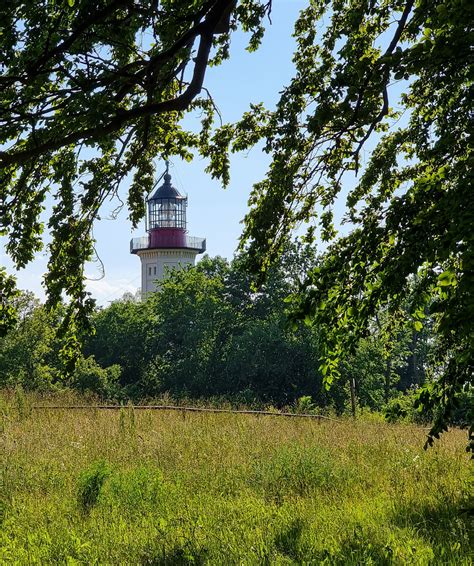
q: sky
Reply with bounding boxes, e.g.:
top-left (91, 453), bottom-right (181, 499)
top-left (2, 1), bottom-right (319, 304)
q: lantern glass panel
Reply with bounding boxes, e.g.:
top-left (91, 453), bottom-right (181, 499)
top-left (148, 198), bottom-right (186, 229)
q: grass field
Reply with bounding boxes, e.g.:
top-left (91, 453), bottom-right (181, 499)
top-left (0, 391), bottom-right (472, 564)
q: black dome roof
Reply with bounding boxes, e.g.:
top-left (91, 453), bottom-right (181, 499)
top-left (149, 172), bottom-right (185, 200)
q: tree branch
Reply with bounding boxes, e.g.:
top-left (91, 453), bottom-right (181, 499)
top-left (349, 0), bottom-right (415, 173)
top-left (349, 0), bottom-right (415, 127)
top-left (0, 0), bottom-right (235, 168)
top-left (28, 0), bottom-right (130, 76)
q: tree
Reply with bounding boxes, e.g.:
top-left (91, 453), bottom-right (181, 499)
top-left (84, 296), bottom-right (152, 393)
top-left (71, 355), bottom-right (121, 398)
top-left (143, 263), bottom-right (236, 396)
top-left (210, 0), bottom-right (472, 449)
top-left (84, 250), bottom-right (326, 404)
top-left (0, 0), bottom-right (271, 353)
top-left (0, 291), bottom-right (58, 388)
top-left (138, 252), bottom-right (325, 403)
top-left (0, 255), bottom-right (439, 411)
top-left (0, 268), bottom-right (19, 336)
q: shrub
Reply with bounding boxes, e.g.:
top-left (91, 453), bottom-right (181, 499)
top-left (386, 383), bottom-right (473, 428)
top-left (294, 395), bottom-right (315, 414)
top-left (71, 356), bottom-right (121, 398)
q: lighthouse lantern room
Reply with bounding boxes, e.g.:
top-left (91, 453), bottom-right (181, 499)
top-left (130, 164), bottom-right (206, 295)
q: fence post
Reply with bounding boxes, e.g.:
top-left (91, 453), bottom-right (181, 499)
top-left (350, 378), bottom-right (357, 418)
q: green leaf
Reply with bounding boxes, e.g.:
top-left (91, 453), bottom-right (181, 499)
top-left (437, 270), bottom-right (456, 287)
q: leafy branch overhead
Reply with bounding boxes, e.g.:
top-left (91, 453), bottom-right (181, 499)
top-left (0, 0), bottom-right (271, 353)
top-left (209, 0), bottom-right (473, 449)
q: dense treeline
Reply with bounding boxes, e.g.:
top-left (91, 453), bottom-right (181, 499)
top-left (0, 246), bottom-right (470, 422)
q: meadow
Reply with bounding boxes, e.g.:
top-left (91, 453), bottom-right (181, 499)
top-left (0, 391), bottom-right (472, 565)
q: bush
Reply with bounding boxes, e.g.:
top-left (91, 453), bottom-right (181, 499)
top-left (71, 356), bottom-right (121, 398)
top-left (294, 395), bottom-right (316, 414)
top-left (384, 385), bottom-right (473, 427)
top-left (385, 388), bottom-right (431, 424)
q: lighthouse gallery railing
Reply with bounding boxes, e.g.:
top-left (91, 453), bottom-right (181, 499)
top-left (130, 236), bottom-right (206, 254)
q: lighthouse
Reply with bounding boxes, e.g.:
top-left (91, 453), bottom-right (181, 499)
top-left (130, 165), bottom-right (206, 295)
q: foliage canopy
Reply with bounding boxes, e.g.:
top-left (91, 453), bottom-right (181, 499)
top-left (0, 0), bottom-right (269, 347)
top-left (5, 253), bottom-right (460, 425)
top-left (218, 0), bottom-right (473, 448)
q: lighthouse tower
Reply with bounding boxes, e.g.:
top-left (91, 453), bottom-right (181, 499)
top-left (130, 166), bottom-right (206, 295)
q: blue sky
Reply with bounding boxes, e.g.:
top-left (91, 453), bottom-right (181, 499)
top-left (4, 1), bottom-right (313, 304)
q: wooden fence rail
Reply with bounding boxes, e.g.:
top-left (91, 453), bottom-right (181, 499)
top-left (31, 404), bottom-right (341, 422)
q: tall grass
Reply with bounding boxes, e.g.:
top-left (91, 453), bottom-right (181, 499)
top-left (0, 390), bottom-right (471, 564)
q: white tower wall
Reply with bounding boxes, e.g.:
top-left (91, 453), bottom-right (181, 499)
top-left (136, 248), bottom-right (199, 295)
